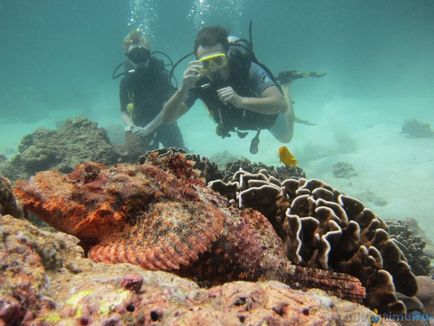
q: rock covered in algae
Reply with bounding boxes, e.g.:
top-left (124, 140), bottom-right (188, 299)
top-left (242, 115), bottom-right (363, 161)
top-left (401, 119), bottom-right (434, 138)
top-left (0, 117), bottom-right (122, 181)
top-left (0, 214), bottom-right (398, 326)
top-left (332, 161), bottom-right (358, 179)
top-left (0, 175), bottom-right (22, 217)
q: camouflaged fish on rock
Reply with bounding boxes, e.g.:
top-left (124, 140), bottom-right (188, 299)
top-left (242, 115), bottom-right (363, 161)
top-left (14, 151), bottom-right (365, 304)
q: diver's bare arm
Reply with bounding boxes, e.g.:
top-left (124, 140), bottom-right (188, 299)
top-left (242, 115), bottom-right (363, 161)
top-left (143, 62), bottom-right (198, 133)
top-left (219, 86), bottom-right (287, 114)
top-left (158, 60), bottom-right (201, 124)
top-left (140, 89), bottom-right (190, 137)
top-left (160, 88), bottom-right (191, 124)
top-left (121, 111), bottom-right (134, 127)
top-left (239, 86), bottom-right (287, 114)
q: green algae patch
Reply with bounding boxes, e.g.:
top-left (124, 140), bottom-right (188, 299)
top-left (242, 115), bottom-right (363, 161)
top-left (98, 289), bottom-right (131, 315)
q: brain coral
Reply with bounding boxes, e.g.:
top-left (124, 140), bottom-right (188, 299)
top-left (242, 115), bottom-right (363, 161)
top-left (209, 169), bottom-right (418, 313)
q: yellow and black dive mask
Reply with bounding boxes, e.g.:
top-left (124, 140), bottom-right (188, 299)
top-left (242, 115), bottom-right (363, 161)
top-left (199, 53), bottom-right (228, 73)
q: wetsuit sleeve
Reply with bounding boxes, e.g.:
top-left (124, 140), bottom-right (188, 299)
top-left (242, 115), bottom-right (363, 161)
top-left (248, 62), bottom-right (276, 96)
top-left (119, 77), bottom-right (129, 113)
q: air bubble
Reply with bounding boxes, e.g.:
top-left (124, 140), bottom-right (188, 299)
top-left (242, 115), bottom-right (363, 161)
top-left (128, 0), bottom-right (158, 39)
top-left (188, 0), bottom-right (246, 30)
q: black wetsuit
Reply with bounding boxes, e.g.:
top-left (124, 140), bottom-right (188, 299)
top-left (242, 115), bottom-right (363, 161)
top-left (185, 62), bottom-right (279, 137)
top-left (119, 58), bottom-right (185, 150)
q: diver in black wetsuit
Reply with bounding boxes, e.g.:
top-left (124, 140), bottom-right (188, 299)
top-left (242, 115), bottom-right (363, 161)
top-left (119, 31), bottom-right (185, 155)
top-left (136, 26), bottom-right (323, 154)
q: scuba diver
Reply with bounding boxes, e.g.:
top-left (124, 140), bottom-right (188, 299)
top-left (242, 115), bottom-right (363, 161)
top-left (137, 26), bottom-right (322, 154)
top-left (118, 30), bottom-right (185, 158)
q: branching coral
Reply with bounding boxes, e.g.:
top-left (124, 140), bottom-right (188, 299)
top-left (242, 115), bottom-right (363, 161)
top-left (386, 218), bottom-right (432, 276)
top-left (223, 159), bottom-right (306, 182)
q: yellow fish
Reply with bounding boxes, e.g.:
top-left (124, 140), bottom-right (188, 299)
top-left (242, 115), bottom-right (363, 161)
top-left (278, 146), bottom-right (297, 167)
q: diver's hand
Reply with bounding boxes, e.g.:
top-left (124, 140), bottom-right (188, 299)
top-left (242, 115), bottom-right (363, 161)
top-left (217, 87), bottom-right (243, 108)
top-left (131, 126), bottom-right (151, 138)
top-left (182, 61), bottom-right (203, 91)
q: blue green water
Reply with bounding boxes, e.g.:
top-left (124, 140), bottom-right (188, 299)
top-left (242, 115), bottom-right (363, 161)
top-left (1, 1), bottom-right (433, 126)
top-left (1, 0), bottom-right (434, 237)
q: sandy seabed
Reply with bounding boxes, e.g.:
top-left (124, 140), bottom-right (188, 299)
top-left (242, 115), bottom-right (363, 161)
top-left (179, 96), bottom-right (434, 240)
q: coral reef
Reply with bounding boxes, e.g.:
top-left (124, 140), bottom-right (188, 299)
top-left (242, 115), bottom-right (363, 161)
top-left (401, 119), bottom-right (434, 138)
top-left (386, 218), bottom-right (432, 276)
top-left (0, 214), bottom-right (393, 325)
top-left (209, 170), bottom-right (418, 313)
top-left (0, 214), bottom-right (87, 324)
top-left (332, 161), bottom-right (358, 179)
top-left (14, 156), bottom-right (365, 305)
top-left (140, 148), bottom-right (224, 184)
top-left (0, 175), bottom-right (22, 217)
top-left (222, 158), bottom-right (306, 182)
top-left (392, 217), bottom-right (434, 259)
top-left (209, 150), bottom-right (245, 169)
top-left (415, 276), bottom-right (434, 316)
top-left (124, 131), bottom-right (151, 162)
top-left (141, 148), bottom-right (305, 186)
top-left (0, 117), bottom-right (123, 181)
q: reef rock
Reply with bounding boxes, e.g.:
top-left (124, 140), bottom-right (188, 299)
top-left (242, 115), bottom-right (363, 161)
top-left (13, 154), bottom-right (366, 306)
top-left (415, 276), bottom-right (434, 316)
top-left (0, 117), bottom-right (122, 181)
top-left (223, 158), bottom-right (306, 182)
top-left (140, 148), bottom-right (224, 184)
top-left (391, 217), bottom-right (434, 260)
top-left (355, 190), bottom-right (388, 207)
top-left (332, 161), bottom-right (358, 179)
top-left (142, 149), bottom-right (305, 186)
top-left (209, 150), bottom-right (245, 168)
top-left (0, 175), bottom-right (22, 217)
top-left (0, 214), bottom-right (398, 326)
top-left (401, 119), bottom-right (434, 138)
top-left (386, 218), bottom-right (432, 276)
top-left (209, 169), bottom-right (418, 313)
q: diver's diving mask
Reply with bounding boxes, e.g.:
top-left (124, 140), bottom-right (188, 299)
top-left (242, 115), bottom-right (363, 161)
top-left (126, 45), bottom-right (150, 65)
top-left (198, 53), bottom-right (228, 73)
